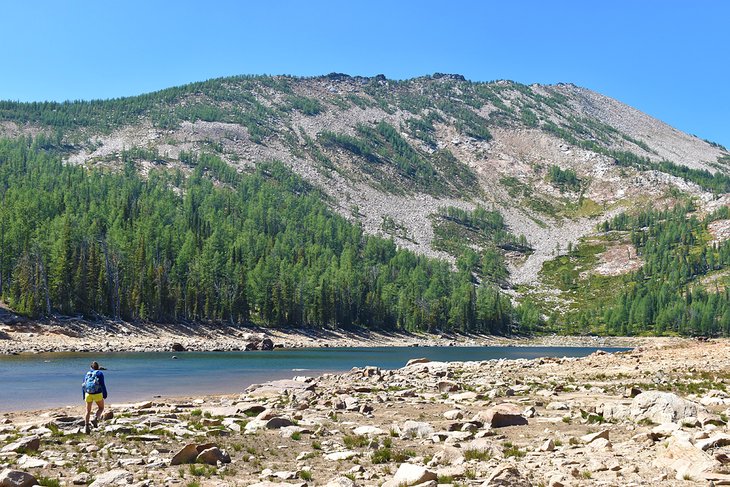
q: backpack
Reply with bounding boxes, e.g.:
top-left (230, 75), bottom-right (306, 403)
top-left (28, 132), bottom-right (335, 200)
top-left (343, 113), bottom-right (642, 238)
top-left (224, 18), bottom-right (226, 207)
top-left (83, 370), bottom-right (102, 394)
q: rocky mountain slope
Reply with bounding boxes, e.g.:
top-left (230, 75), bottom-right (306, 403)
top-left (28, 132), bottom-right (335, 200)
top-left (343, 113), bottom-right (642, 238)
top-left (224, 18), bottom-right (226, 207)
top-left (1, 73), bottom-right (728, 325)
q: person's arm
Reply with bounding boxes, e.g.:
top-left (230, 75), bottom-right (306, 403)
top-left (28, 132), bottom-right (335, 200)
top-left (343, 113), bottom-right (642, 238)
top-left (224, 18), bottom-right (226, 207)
top-left (99, 371), bottom-right (108, 399)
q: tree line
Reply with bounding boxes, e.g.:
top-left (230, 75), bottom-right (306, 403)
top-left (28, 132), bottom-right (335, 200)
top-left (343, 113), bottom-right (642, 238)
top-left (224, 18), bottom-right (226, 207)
top-left (0, 136), bottom-right (530, 333)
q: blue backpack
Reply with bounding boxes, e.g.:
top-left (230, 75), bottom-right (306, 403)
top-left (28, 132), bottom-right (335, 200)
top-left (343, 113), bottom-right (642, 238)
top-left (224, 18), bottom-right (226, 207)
top-left (83, 370), bottom-right (102, 394)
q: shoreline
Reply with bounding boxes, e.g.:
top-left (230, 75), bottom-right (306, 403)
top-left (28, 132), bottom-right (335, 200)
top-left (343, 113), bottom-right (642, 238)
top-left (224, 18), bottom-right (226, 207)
top-left (1, 338), bottom-right (728, 486)
top-left (0, 320), bottom-right (666, 354)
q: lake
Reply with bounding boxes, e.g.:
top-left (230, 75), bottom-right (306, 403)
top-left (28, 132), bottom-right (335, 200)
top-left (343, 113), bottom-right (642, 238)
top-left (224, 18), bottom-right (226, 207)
top-left (0, 346), bottom-right (628, 412)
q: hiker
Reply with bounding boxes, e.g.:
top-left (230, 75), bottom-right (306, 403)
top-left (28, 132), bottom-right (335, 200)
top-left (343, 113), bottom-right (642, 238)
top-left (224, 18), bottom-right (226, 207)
top-left (82, 361), bottom-right (108, 433)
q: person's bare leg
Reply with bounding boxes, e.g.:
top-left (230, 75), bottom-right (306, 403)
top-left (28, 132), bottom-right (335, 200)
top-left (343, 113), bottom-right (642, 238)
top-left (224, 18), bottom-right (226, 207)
top-left (85, 401), bottom-right (92, 433)
top-left (93, 399), bottom-right (104, 426)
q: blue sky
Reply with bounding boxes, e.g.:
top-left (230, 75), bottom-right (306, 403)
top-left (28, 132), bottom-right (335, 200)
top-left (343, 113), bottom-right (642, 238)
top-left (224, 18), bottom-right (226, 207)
top-left (2, 1), bottom-right (728, 147)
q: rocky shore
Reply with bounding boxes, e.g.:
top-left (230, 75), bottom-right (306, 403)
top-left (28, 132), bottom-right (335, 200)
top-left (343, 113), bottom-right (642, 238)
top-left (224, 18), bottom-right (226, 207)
top-left (0, 321), bottom-right (648, 355)
top-left (2, 337), bottom-right (729, 486)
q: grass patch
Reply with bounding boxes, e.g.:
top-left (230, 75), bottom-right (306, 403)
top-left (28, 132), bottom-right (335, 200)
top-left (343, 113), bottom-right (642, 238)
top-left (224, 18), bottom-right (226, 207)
top-left (463, 448), bottom-right (491, 461)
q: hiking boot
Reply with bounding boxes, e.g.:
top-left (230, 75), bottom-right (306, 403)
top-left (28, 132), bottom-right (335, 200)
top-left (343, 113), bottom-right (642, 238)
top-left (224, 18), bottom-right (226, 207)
top-left (91, 418), bottom-right (98, 428)
top-left (84, 422), bottom-right (91, 434)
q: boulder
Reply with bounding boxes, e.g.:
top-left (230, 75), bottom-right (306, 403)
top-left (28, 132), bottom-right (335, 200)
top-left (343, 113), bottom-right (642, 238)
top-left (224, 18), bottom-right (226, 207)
top-left (88, 469), bottom-right (133, 487)
top-left (474, 403), bottom-right (528, 428)
top-left (170, 444), bottom-right (199, 465)
top-left (259, 338), bottom-right (274, 351)
top-left (1, 436), bottom-right (40, 453)
top-left (245, 342), bottom-right (259, 351)
top-left (653, 435), bottom-right (728, 482)
top-left (0, 469), bottom-right (38, 487)
top-left (630, 391), bottom-right (700, 424)
top-left (195, 446), bottom-right (231, 465)
top-left (265, 417), bottom-right (294, 429)
top-left (484, 463), bottom-right (531, 486)
top-left (382, 464), bottom-right (437, 487)
top-left (171, 342), bottom-right (186, 352)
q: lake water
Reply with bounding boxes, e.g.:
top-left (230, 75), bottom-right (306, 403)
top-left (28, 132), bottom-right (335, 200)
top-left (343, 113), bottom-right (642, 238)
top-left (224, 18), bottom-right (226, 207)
top-left (0, 346), bottom-right (628, 412)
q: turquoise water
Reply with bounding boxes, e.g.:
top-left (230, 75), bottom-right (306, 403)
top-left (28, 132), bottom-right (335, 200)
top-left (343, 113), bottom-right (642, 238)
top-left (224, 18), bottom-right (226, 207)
top-left (0, 346), bottom-right (627, 412)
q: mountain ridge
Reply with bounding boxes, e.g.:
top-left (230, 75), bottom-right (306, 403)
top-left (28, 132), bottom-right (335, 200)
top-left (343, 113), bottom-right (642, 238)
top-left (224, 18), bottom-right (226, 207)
top-left (0, 73), bottom-right (728, 334)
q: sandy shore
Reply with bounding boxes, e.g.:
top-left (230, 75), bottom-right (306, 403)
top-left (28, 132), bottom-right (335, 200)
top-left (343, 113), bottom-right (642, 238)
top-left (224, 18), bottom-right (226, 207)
top-left (0, 320), bottom-right (659, 355)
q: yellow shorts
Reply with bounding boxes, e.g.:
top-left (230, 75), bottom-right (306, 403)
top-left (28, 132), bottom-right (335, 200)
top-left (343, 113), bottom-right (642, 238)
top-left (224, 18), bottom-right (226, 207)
top-left (85, 392), bottom-right (103, 403)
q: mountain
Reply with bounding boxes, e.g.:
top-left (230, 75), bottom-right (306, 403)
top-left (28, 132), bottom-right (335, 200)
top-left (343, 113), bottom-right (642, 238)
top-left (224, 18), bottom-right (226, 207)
top-left (0, 73), bottom-right (728, 335)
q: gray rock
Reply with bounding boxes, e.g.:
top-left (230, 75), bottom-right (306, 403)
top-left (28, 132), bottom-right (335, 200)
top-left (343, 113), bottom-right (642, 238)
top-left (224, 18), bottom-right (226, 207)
top-left (0, 469), bottom-right (38, 487)
top-left (324, 451), bottom-right (359, 461)
top-left (401, 420), bottom-right (434, 439)
top-left (538, 439), bottom-right (555, 452)
top-left (443, 409), bottom-right (463, 420)
top-left (438, 381), bottom-right (459, 393)
top-left (546, 402), bottom-right (569, 411)
top-left (382, 464), bottom-right (437, 487)
top-left (630, 391), bottom-right (701, 424)
top-left (324, 476), bottom-right (357, 487)
top-left (259, 338), bottom-right (274, 350)
top-left (88, 469), bottom-right (133, 487)
top-left (248, 482), bottom-right (307, 487)
top-left (475, 403), bottom-right (528, 428)
top-left (696, 433), bottom-right (730, 451)
top-left (72, 473), bottom-right (92, 485)
top-left (265, 417), bottom-right (294, 429)
top-left (16, 455), bottom-right (48, 469)
top-left (0, 436), bottom-right (40, 453)
top-left (484, 463), bottom-right (531, 486)
top-left (581, 429), bottom-right (609, 444)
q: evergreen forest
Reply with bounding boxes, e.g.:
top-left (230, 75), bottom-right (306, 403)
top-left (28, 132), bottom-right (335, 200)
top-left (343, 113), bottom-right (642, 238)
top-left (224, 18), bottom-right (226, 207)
top-left (0, 136), bottom-right (521, 333)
